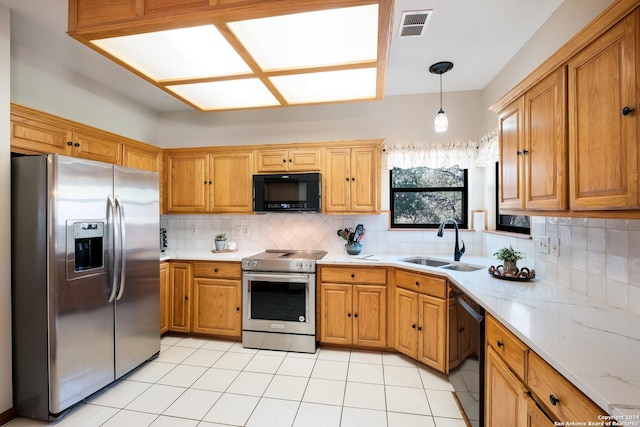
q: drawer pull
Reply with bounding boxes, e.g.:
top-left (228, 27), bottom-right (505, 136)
top-left (497, 340), bottom-right (504, 348)
top-left (347, 313), bottom-right (352, 317)
top-left (351, 274), bottom-right (355, 278)
top-left (459, 327), bottom-right (465, 333)
top-left (549, 394), bottom-right (560, 406)
top-left (411, 324), bottom-right (416, 329)
top-left (418, 326), bottom-right (423, 331)
top-left (236, 307), bottom-right (240, 311)
top-left (622, 106), bottom-right (634, 116)
top-left (214, 268), bottom-right (218, 273)
top-left (354, 313), bottom-right (358, 318)
top-left (415, 281), bottom-right (420, 286)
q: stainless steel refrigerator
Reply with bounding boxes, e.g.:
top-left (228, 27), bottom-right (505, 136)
top-left (11, 154), bottom-right (160, 421)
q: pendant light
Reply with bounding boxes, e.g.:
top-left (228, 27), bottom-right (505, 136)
top-left (429, 61), bottom-right (454, 133)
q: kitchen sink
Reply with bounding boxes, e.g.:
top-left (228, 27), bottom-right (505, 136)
top-left (441, 264), bottom-right (484, 272)
top-left (400, 257), bottom-right (451, 267)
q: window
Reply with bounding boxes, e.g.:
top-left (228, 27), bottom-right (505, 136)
top-left (390, 166), bottom-right (468, 229)
top-left (495, 163), bottom-right (530, 234)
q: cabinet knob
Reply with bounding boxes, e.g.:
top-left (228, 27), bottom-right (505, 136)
top-left (497, 340), bottom-right (504, 348)
top-left (351, 177), bottom-right (356, 181)
top-left (418, 326), bottom-right (423, 331)
top-left (288, 159), bottom-right (292, 162)
top-left (622, 106), bottom-right (634, 116)
top-left (415, 281), bottom-right (420, 286)
top-left (214, 268), bottom-right (218, 273)
top-left (354, 313), bottom-right (358, 318)
top-left (522, 149), bottom-right (529, 155)
top-left (347, 313), bottom-right (352, 317)
top-left (236, 307), bottom-right (240, 311)
top-left (411, 324), bottom-right (416, 329)
top-left (351, 274), bottom-right (355, 278)
top-left (516, 150), bottom-right (523, 156)
top-left (549, 394), bottom-right (560, 406)
top-left (209, 181), bottom-right (212, 184)
top-left (74, 143), bottom-right (80, 147)
top-left (66, 141), bottom-right (73, 146)
top-left (184, 296), bottom-right (188, 301)
top-left (282, 159), bottom-right (287, 163)
top-left (459, 327), bottom-right (465, 333)
top-left (345, 177), bottom-right (350, 181)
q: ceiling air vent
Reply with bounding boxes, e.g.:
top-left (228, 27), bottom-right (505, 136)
top-left (398, 10), bottom-right (432, 38)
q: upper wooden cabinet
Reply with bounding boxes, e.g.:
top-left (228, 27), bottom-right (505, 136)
top-left (256, 148), bottom-right (321, 173)
top-left (493, 1), bottom-right (640, 216)
top-left (10, 104), bottom-right (162, 171)
top-left (164, 150), bottom-right (253, 213)
top-left (498, 68), bottom-right (567, 211)
top-left (568, 9), bottom-right (640, 210)
top-left (324, 141), bottom-right (381, 214)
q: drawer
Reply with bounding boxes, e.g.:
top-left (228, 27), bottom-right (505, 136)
top-left (486, 315), bottom-right (528, 380)
top-left (193, 262), bottom-right (241, 279)
top-left (528, 351), bottom-right (605, 423)
top-left (394, 269), bottom-right (447, 298)
top-left (320, 266), bottom-right (387, 284)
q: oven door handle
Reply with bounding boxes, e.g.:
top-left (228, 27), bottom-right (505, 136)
top-left (244, 273), bottom-right (311, 284)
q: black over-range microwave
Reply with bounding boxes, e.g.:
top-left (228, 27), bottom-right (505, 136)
top-left (253, 173), bottom-right (321, 212)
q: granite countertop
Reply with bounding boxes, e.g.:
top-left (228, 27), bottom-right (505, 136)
top-left (160, 249), bottom-right (640, 418)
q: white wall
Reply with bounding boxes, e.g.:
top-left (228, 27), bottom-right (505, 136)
top-left (0, 4), bottom-right (12, 415)
top-left (10, 43), bottom-right (160, 144)
top-left (157, 90), bottom-right (485, 148)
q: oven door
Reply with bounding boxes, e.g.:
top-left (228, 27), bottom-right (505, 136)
top-left (242, 272), bottom-right (316, 335)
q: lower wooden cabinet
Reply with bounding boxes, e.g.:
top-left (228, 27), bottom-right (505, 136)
top-left (168, 262), bottom-right (192, 333)
top-left (394, 287), bottom-right (446, 372)
top-left (318, 266), bottom-right (387, 349)
top-left (192, 277), bottom-right (241, 337)
top-left (319, 283), bottom-right (387, 348)
top-left (159, 261), bottom-right (169, 334)
top-left (485, 315), bottom-right (607, 425)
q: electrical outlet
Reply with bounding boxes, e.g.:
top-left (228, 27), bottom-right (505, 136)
top-left (242, 226), bottom-right (250, 236)
top-left (191, 225), bottom-right (198, 234)
top-left (236, 226), bottom-right (242, 236)
top-left (536, 236), bottom-right (550, 254)
top-left (550, 238), bottom-right (560, 256)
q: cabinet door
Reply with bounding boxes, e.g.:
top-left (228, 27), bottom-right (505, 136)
top-left (526, 398), bottom-right (555, 427)
top-left (169, 262), bottom-right (192, 332)
top-left (10, 113), bottom-right (74, 155)
top-left (210, 152), bottom-right (253, 213)
top-left (353, 285), bottom-right (386, 348)
top-left (159, 262), bottom-right (169, 334)
top-left (485, 346), bottom-right (528, 427)
top-left (324, 148), bottom-right (351, 213)
top-left (319, 283), bottom-right (353, 345)
top-left (498, 97), bottom-right (525, 210)
top-left (524, 67), bottom-right (567, 210)
top-left (289, 148), bottom-right (321, 171)
top-left (123, 143), bottom-right (161, 172)
top-left (166, 152), bottom-right (209, 213)
top-left (256, 149), bottom-right (288, 172)
top-left (394, 288), bottom-right (419, 359)
top-left (350, 146), bottom-right (378, 212)
top-left (568, 10), bottom-right (639, 210)
top-left (418, 294), bottom-right (447, 372)
top-left (192, 278), bottom-right (241, 337)
top-left (73, 131), bottom-right (122, 165)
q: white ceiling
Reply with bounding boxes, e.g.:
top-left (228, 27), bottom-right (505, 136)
top-left (0, 0), bottom-right (565, 113)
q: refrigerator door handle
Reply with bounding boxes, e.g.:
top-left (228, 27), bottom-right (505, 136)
top-left (107, 195), bottom-right (119, 303)
top-left (115, 196), bottom-right (127, 301)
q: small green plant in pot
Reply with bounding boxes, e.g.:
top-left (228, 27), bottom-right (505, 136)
top-left (214, 233), bottom-right (227, 251)
top-left (493, 245), bottom-right (524, 273)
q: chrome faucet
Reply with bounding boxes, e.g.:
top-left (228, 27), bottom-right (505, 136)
top-left (437, 218), bottom-right (465, 261)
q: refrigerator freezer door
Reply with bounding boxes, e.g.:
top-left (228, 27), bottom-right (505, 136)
top-left (50, 156), bottom-right (116, 414)
top-left (114, 166), bottom-right (160, 379)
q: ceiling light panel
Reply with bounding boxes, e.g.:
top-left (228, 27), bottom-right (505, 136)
top-left (270, 68), bottom-right (377, 104)
top-left (228, 4), bottom-right (379, 71)
top-left (92, 25), bottom-right (252, 80)
top-left (167, 79), bottom-right (280, 110)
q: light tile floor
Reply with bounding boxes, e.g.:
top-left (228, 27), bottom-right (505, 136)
top-left (8, 336), bottom-right (469, 427)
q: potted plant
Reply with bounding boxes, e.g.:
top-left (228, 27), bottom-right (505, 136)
top-left (214, 233), bottom-right (227, 251)
top-left (493, 245), bottom-right (524, 273)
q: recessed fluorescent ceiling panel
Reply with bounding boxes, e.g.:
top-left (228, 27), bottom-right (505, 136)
top-left (228, 4), bottom-right (378, 70)
top-left (91, 25), bottom-right (251, 80)
top-left (270, 68), bottom-right (377, 104)
top-left (167, 79), bottom-right (280, 110)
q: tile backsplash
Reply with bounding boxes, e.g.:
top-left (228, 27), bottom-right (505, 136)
top-left (160, 213), bottom-right (639, 315)
top-left (484, 216), bottom-right (640, 316)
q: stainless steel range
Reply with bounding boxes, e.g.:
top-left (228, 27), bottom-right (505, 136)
top-left (241, 249), bottom-right (327, 353)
